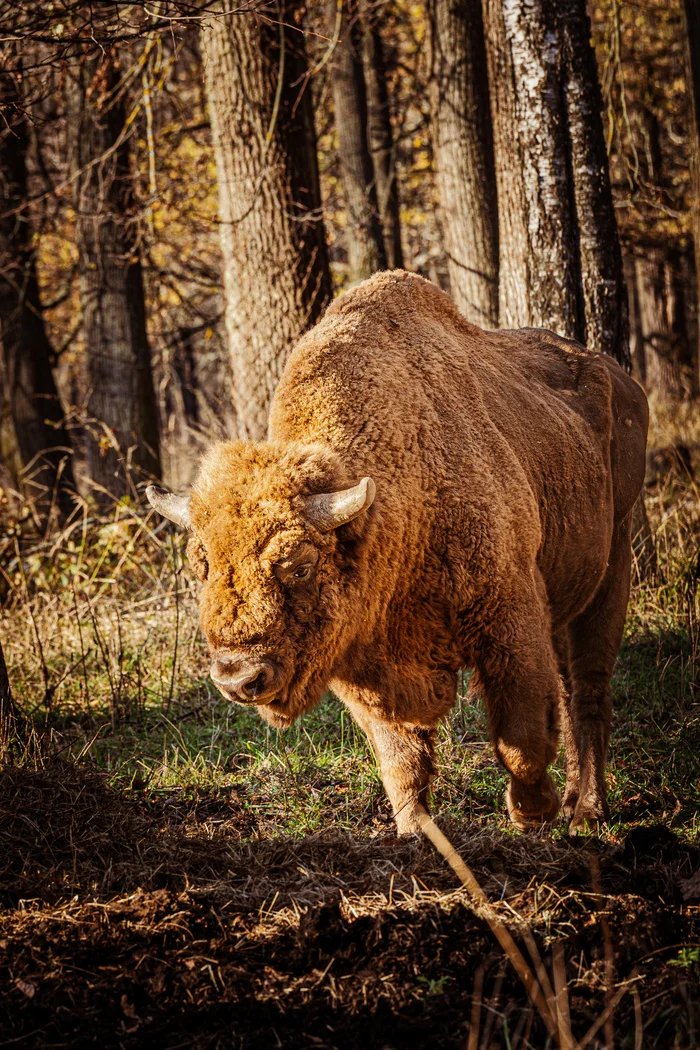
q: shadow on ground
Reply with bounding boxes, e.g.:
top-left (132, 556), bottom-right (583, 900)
top-left (1, 764), bottom-right (699, 1048)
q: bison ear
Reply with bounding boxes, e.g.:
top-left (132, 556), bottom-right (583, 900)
top-left (303, 476), bottom-right (375, 532)
top-left (146, 485), bottom-right (192, 529)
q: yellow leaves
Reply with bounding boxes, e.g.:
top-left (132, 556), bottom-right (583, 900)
top-left (156, 280), bottom-right (182, 308)
top-left (413, 150), bottom-right (431, 173)
top-left (405, 2), bottom-right (426, 45)
top-left (401, 206), bottom-right (428, 227)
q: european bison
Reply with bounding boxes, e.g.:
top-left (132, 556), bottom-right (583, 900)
top-left (148, 271), bottom-right (648, 834)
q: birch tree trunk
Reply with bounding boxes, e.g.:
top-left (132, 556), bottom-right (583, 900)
top-left (483, 0), bottom-right (579, 336)
top-left (429, 0), bottom-right (498, 325)
top-left (203, 2), bottom-right (332, 440)
top-left (66, 46), bottom-right (161, 500)
top-left (483, 0), bottom-right (629, 370)
top-left (328, 0), bottom-right (387, 281)
top-left (361, 0), bottom-right (403, 269)
top-left (0, 47), bottom-right (74, 514)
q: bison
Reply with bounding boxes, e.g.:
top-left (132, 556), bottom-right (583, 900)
top-left (148, 271), bottom-right (648, 835)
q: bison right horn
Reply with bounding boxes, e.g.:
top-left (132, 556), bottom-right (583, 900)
top-left (303, 477), bottom-right (376, 532)
top-left (146, 485), bottom-right (192, 529)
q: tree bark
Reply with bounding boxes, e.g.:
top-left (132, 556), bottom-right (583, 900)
top-left (636, 248), bottom-right (691, 399)
top-left (624, 254), bottom-right (645, 384)
top-left (483, 0), bottom-right (579, 336)
top-left (328, 0), bottom-right (387, 281)
top-left (361, 0), bottom-right (403, 269)
top-left (560, 0), bottom-right (629, 368)
top-left (66, 45), bottom-right (161, 501)
top-left (202, 2), bottom-right (332, 441)
top-left (682, 0), bottom-right (700, 395)
top-left (481, 0), bottom-right (529, 327)
top-left (429, 0), bottom-right (498, 325)
top-left (483, 0), bottom-right (630, 369)
top-left (0, 47), bottom-right (74, 514)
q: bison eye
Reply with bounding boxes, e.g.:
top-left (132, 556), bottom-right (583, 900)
top-left (273, 546), bottom-right (319, 585)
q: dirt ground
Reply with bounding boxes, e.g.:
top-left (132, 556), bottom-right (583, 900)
top-left (1, 764), bottom-right (698, 1049)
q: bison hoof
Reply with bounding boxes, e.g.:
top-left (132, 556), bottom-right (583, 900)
top-left (561, 787), bottom-right (579, 820)
top-left (506, 774), bottom-right (560, 832)
top-left (568, 797), bottom-right (609, 835)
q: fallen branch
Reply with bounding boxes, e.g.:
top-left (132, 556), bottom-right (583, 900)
top-left (417, 808), bottom-right (559, 1041)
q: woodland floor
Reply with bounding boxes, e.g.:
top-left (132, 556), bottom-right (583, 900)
top-left (0, 758), bottom-right (699, 1049)
top-left (0, 401), bottom-right (699, 1048)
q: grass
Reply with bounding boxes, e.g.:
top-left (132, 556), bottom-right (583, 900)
top-left (0, 397), bottom-right (698, 1047)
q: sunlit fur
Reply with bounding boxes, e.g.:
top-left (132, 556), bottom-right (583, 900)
top-left (187, 440), bottom-right (369, 727)
top-left (185, 271), bottom-right (648, 834)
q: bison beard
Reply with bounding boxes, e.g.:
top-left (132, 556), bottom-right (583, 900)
top-left (148, 271), bottom-right (648, 836)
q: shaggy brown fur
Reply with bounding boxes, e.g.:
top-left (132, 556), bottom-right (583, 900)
top-left (160, 271), bottom-right (648, 834)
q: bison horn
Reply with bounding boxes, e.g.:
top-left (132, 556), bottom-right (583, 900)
top-left (303, 476), bottom-right (375, 532)
top-left (146, 485), bottom-right (192, 529)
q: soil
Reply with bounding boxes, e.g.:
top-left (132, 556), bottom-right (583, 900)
top-left (1, 765), bottom-right (698, 1049)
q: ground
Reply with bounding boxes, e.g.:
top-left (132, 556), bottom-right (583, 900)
top-left (0, 399), bottom-right (698, 1048)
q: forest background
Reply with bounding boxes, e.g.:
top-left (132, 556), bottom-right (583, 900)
top-left (0, 0), bottom-right (697, 510)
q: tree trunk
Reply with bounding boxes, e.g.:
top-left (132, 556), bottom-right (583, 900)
top-left (66, 45), bottom-right (161, 501)
top-left (202, 2), bottom-right (332, 441)
top-left (429, 0), bottom-right (498, 325)
top-left (0, 47), bottom-right (74, 515)
top-left (636, 248), bottom-right (691, 399)
top-left (0, 636), bottom-right (22, 758)
top-left (624, 254), bottom-right (645, 384)
top-left (560, 0), bottom-right (629, 368)
top-left (682, 0), bottom-right (700, 395)
top-left (481, 0), bottom-right (529, 327)
top-left (483, 0), bottom-right (630, 368)
top-left (328, 0), bottom-right (387, 281)
top-left (482, 0), bottom-right (579, 336)
top-left (361, 0), bottom-right (403, 269)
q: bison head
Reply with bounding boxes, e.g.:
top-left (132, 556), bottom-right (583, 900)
top-left (146, 441), bottom-right (375, 727)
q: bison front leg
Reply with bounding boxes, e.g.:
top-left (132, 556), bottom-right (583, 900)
top-left (371, 721), bottom-right (436, 835)
top-left (340, 696), bottom-right (436, 835)
top-left (476, 586), bottom-right (561, 831)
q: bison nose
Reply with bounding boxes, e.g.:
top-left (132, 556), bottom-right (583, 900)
top-left (210, 655), bottom-right (281, 703)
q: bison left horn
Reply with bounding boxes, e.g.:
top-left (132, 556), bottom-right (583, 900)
top-left (303, 477), bottom-right (376, 532)
top-left (146, 485), bottom-right (192, 529)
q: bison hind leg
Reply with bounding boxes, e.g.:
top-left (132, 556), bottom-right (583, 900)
top-left (565, 517), bottom-right (633, 833)
top-left (553, 630), bottom-right (580, 820)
